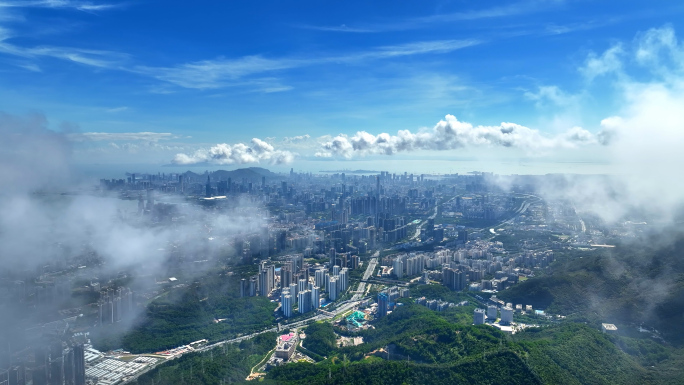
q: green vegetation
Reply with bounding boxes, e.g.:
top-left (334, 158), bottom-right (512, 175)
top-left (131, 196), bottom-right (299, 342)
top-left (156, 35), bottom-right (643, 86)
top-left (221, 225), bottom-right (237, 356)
top-left (93, 268), bottom-right (278, 353)
top-left (133, 233), bottom-right (684, 384)
top-left (303, 322), bottom-right (337, 357)
top-left (134, 290), bottom-right (683, 384)
top-left (498, 237), bottom-right (684, 346)
top-left (266, 352), bottom-right (540, 385)
top-left (515, 324), bottom-right (647, 384)
top-left (133, 331), bottom-right (277, 385)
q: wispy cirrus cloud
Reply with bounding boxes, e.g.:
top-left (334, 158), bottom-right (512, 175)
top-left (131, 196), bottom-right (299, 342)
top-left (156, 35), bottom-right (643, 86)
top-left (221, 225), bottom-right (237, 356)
top-left (0, 0), bottom-right (122, 12)
top-left (299, 0), bottom-right (564, 33)
top-left (135, 39), bottom-right (481, 90)
top-left (0, 25), bottom-right (126, 67)
top-left (69, 132), bottom-right (175, 142)
top-left (283, 134), bottom-right (310, 143)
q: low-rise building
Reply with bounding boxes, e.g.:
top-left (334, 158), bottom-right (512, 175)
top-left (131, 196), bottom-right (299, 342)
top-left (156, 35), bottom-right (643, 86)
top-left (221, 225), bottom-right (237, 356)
top-left (275, 333), bottom-right (298, 361)
top-left (601, 323), bottom-right (618, 333)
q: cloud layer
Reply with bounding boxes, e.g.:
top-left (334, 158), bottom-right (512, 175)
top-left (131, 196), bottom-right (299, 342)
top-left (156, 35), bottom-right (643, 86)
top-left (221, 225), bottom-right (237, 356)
top-left (172, 138), bottom-right (295, 165)
top-left (319, 115), bottom-right (604, 158)
top-left (0, 112), bottom-right (72, 193)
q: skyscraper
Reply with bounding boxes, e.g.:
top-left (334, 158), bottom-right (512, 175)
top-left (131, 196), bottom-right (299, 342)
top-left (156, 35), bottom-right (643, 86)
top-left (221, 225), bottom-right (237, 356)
top-left (310, 284), bottom-right (320, 309)
top-left (74, 344), bottom-right (86, 385)
top-left (314, 268), bottom-right (325, 288)
top-left (298, 290), bottom-right (312, 314)
top-left (339, 268), bottom-right (349, 292)
top-left (282, 294), bottom-right (293, 318)
top-left (328, 277), bottom-right (339, 301)
top-left (280, 265), bottom-right (292, 289)
top-left (377, 292), bottom-right (388, 318)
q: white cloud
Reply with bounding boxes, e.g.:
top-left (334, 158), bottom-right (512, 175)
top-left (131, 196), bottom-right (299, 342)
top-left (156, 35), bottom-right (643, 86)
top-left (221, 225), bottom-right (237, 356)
top-left (319, 115), bottom-right (602, 158)
top-left (172, 138), bottom-right (295, 165)
top-left (69, 132), bottom-right (175, 142)
top-left (135, 39), bottom-right (480, 90)
top-left (580, 44), bottom-right (624, 81)
top-left (634, 24), bottom-right (684, 75)
top-left (528, 25), bottom-right (684, 223)
top-left (283, 134), bottom-right (310, 143)
top-left (300, 1), bottom-right (563, 33)
top-left (0, 0), bottom-right (121, 12)
top-left (0, 27), bottom-right (126, 68)
top-left (525, 85), bottom-right (580, 108)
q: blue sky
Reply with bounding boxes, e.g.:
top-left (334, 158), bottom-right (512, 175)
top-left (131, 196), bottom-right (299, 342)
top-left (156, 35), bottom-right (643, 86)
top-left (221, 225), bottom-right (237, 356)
top-left (1, 0), bottom-right (684, 174)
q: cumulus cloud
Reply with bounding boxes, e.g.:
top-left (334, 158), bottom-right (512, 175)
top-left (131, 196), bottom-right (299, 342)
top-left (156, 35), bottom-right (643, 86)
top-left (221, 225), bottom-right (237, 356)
top-left (319, 115), bottom-right (603, 158)
top-left (172, 138), bottom-right (295, 165)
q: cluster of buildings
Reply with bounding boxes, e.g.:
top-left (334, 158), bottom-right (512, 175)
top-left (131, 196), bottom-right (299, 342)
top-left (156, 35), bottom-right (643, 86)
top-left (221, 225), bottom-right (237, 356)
top-left (239, 254), bottom-right (355, 318)
top-left (473, 296), bottom-right (540, 330)
top-left (375, 287), bottom-right (410, 319)
top-left (415, 297), bottom-right (469, 312)
top-left (96, 287), bottom-right (135, 326)
top-left (0, 319), bottom-right (86, 385)
top-left (382, 242), bottom-right (555, 296)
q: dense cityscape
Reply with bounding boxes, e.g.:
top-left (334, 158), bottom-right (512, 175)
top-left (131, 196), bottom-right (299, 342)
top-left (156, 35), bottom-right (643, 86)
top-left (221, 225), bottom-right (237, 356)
top-left (3, 167), bottom-right (676, 385)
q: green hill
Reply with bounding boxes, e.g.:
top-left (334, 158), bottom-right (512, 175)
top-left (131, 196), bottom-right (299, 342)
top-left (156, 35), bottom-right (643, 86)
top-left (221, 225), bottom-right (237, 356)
top-left (498, 236), bottom-right (684, 346)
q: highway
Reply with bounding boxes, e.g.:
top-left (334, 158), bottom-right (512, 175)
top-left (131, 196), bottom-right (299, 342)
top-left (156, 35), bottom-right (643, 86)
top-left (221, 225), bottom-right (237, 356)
top-left (353, 253), bottom-right (378, 301)
top-left (410, 196), bottom-right (456, 240)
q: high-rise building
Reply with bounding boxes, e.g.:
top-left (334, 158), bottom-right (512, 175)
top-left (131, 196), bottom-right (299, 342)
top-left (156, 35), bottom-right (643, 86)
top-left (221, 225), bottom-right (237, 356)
top-left (393, 258), bottom-right (403, 279)
top-left (332, 265), bottom-right (340, 277)
top-left (289, 283), bottom-right (298, 299)
top-left (474, 308), bottom-right (486, 325)
top-left (442, 267), bottom-right (466, 291)
top-left (458, 230), bottom-right (469, 243)
top-left (487, 305), bottom-right (498, 320)
top-left (298, 290), bottom-right (312, 314)
top-left (298, 278), bottom-right (307, 293)
top-left (311, 284), bottom-right (320, 309)
top-left (249, 276), bottom-right (258, 297)
top-left (205, 175), bottom-right (212, 198)
top-left (351, 255), bottom-right (360, 270)
top-left (377, 292), bottom-right (389, 318)
top-left (259, 269), bottom-right (269, 296)
top-left (49, 341), bottom-right (63, 385)
top-left (329, 248), bottom-right (336, 267)
top-left (74, 344), bottom-right (86, 385)
top-left (34, 346), bottom-right (48, 385)
top-left (339, 268), bottom-right (349, 292)
top-left (328, 277), bottom-right (339, 301)
top-left (501, 306), bottom-right (513, 325)
top-left (282, 294), bottom-right (293, 318)
top-left (314, 269), bottom-right (325, 288)
top-left (280, 265), bottom-right (292, 289)
top-left (240, 278), bottom-right (247, 297)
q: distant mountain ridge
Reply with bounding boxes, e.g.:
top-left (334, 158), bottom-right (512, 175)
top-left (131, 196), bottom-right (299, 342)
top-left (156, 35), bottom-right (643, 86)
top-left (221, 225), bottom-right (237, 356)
top-left (181, 167), bottom-right (284, 182)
